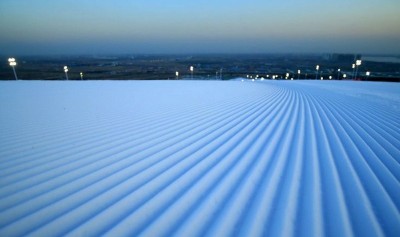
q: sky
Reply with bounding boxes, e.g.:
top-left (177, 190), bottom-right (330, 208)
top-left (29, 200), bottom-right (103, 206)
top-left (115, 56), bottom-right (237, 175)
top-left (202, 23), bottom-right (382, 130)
top-left (1, 0), bottom-right (400, 55)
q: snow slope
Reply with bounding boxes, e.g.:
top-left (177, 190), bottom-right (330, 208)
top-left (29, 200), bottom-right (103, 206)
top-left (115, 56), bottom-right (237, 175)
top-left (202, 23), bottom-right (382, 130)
top-left (0, 80), bottom-right (399, 237)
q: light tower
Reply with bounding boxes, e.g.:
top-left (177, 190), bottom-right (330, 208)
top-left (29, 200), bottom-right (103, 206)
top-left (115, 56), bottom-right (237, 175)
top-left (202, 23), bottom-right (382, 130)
top-left (352, 63), bottom-right (356, 79)
top-left (297, 69), bottom-right (301, 80)
top-left (354, 60), bottom-right (362, 80)
top-left (190, 66), bottom-right (194, 79)
top-left (80, 72), bottom-right (83, 80)
top-left (343, 74), bottom-right (347, 79)
top-left (366, 71), bottom-right (371, 80)
top-left (8, 58), bottom-right (18, 80)
top-left (64, 66), bottom-right (69, 80)
top-left (315, 65), bottom-right (319, 80)
top-left (337, 68), bottom-right (341, 80)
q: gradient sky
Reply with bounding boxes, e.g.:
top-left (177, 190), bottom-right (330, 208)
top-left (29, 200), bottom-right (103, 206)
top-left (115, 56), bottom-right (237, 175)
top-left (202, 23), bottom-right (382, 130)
top-left (1, 0), bottom-right (399, 55)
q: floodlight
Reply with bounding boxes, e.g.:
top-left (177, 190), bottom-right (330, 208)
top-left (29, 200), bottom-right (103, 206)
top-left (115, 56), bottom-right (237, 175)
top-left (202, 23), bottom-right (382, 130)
top-left (64, 66), bottom-right (69, 80)
top-left (366, 71), bottom-right (371, 80)
top-left (8, 58), bottom-right (18, 80)
top-left (354, 60), bottom-right (362, 80)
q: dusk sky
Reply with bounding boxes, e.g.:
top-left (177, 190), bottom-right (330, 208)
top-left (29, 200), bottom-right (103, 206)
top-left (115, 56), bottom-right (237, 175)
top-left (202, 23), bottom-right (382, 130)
top-left (1, 0), bottom-right (399, 55)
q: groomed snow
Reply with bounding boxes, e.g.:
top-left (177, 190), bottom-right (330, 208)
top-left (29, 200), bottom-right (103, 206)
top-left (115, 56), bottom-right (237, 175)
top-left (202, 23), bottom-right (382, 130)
top-left (0, 80), bottom-right (399, 237)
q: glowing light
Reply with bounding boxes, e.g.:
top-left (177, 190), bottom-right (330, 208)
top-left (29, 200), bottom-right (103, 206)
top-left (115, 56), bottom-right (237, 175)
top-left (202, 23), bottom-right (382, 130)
top-left (64, 66), bottom-right (69, 80)
top-left (329, 76), bottom-right (332, 80)
top-left (8, 58), bottom-right (18, 80)
top-left (316, 65), bottom-right (319, 70)
top-left (354, 60), bottom-right (362, 80)
top-left (366, 71), bottom-right (370, 76)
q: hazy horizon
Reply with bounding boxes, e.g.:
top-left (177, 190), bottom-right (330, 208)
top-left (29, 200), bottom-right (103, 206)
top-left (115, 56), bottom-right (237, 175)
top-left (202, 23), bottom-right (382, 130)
top-left (1, 0), bottom-right (400, 56)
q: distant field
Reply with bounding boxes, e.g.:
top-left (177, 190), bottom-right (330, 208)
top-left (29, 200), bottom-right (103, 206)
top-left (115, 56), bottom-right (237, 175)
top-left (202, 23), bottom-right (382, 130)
top-left (0, 80), bottom-right (399, 236)
top-left (1, 54), bottom-right (400, 81)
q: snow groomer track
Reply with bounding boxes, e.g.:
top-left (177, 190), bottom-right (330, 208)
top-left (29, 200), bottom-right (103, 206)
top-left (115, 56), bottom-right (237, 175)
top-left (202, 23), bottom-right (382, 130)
top-left (0, 80), bottom-right (399, 237)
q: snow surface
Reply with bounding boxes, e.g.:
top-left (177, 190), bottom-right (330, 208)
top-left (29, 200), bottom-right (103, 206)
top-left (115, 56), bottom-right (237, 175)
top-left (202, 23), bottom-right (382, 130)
top-left (0, 80), bottom-right (399, 237)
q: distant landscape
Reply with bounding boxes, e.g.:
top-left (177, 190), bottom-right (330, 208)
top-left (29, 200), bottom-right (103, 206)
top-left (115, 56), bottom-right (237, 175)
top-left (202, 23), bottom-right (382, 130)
top-left (1, 54), bottom-right (399, 81)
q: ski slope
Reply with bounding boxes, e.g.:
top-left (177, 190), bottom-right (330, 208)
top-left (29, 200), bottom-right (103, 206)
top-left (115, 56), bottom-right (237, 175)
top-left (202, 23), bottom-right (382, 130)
top-left (0, 80), bottom-right (399, 237)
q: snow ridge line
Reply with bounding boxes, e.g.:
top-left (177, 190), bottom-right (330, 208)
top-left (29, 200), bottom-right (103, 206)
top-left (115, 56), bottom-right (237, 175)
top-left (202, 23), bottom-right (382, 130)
top-left (0, 86), bottom-right (278, 206)
top-left (0, 80), bottom-right (399, 237)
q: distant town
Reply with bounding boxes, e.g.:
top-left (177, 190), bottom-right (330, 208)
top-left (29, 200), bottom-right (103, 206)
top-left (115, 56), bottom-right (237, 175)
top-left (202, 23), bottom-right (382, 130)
top-left (1, 54), bottom-right (400, 82)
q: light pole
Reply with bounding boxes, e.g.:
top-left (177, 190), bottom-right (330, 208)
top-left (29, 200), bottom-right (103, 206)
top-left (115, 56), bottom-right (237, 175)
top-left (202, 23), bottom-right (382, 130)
top-left (8, 58), bottom-right (18, 80)
top-left (175, 71), bottom-right (179, 80)
top-left (297, 70), bottom-right (301, 80)
top-left (366, 71), bottom-right (371, 80)
top-left (80, 72), bottom-right (83, 80)
top-left (286, 73), bottom-right (289, 80)
top-left (337, 68), bottom-right (341, 80)
top-left (343, 74), bottom-right (347, 79)
top-left (64, 66), bottom-right (69, 80)
top-left (352, 63), bottom-right (356, 79)
top-left (329, 76), bottom-right (332, 80)
top-left (190, 66), bottom-right (193, 79)
top-left (315, 65), bottom-right (319, 80)
top-left (355, 60), bottom-right (362, 80)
